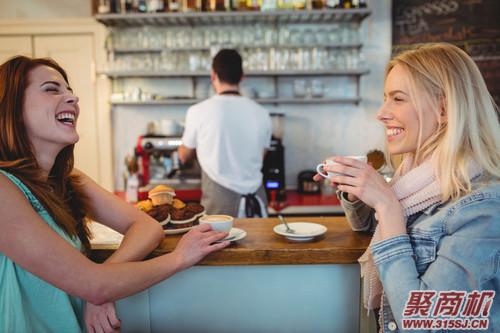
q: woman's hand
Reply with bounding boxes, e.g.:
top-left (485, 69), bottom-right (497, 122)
top-left (172, 224), bottom-right (229, 271)
top-left (317, 156), bottom-right (406, 238)
top-left (326, 157), bottom-right (396, 211)
top-left (84, 302), bottom-right (121, 333)
top-left (313, 157), bottom-right (359, 202)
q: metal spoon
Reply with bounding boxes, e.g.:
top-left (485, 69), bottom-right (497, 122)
top-left (278, 214), bottom-right (295, 234)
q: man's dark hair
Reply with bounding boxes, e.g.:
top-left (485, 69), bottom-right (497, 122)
top-left (212, 49), bottom-right (243, 85)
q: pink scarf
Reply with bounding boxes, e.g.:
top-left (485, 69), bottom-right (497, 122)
top-left (359, 156), bottom-right (482, 315)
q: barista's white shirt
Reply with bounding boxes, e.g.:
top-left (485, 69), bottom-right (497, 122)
top-left (182, 94), bottom-right (272, 195)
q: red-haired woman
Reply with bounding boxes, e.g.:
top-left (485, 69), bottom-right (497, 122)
top-left (0, 56), bottom-right (229, 332)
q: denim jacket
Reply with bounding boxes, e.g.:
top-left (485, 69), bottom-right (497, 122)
top-left (340, 177), bottom-right (500, 333)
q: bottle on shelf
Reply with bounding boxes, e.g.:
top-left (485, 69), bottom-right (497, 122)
top-left (169, 0), bottom-right (181, 11)
top-left (339, 0), bottom-right (352, 8)
top-left (246, 0), bottom-right (262, 10)
top-left (310, 0), bottom-right (324, 9)
top-left (125, 0), bottom-right (133, 11)
top-left (200, 0), bottom-right (211, 10)
top-left (138, 0), bottom-right (148, 12)
top-left (261, 0), bottom-right (277, 11)
top-left (325, 0), bottom-right (338, 9)
top-left (98, 0), bottom-right (111, 14)
top-left (147, 0), bottom-right (165, 11)
top-left (182, 0), bottom-right (201, 11)
top-left (209, 0), bottom-right (230, 11)
top-left (233, 0), bottom-right (247, 10)
top-left (358, 0), bottom-right (367, 8)
top-left (277, 0), bottom-right (294, 9)
top-left (292, 0), bottom-right (306, 10)
top-left (131, 0), bottom-right (140, 11)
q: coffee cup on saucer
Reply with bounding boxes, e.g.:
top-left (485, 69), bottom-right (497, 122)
top-left (316, 155), bottom-right (367, 179)
top-left (199, 215), bottom-right (233, 233)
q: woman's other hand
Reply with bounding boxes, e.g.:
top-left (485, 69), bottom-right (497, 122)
top-left (327, 156), bottom-right (406, 238)
top-left (326, 157), bottom-right (395, 211)
top-left (84, 302), bottom-right (121, 333)
top-left (172, 224), bottom-right (229, 271)
top-left (312, 156), bottom-right (359, 202)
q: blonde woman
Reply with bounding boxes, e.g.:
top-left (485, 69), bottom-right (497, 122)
top-left (315, 43), bottom-right (500, 332)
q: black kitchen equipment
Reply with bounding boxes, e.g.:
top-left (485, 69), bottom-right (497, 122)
top-left (262, 113), bottom-right (286, 202)
top-left (297, 170), bottom-right (321, 194)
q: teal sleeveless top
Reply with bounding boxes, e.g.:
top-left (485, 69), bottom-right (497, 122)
top-left (0, 169), bottom-right (85, 332)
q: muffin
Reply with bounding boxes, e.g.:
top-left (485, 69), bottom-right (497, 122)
top-left (135, 199), bottom-right (154, 213)
top-left (185, 202), bottom-right (205, 217)
top-left (148, 185), bottom-right (176, 206)
top-left (147, 204), bottom-right (171, 222)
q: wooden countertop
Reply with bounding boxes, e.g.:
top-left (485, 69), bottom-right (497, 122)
top-left (91, 217), bottom-right (371, 265)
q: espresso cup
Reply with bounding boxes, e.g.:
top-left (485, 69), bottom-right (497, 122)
top-left (316, 155), bottom-right (367, 179)
top-left (199, 214), bottom-right (233, 233)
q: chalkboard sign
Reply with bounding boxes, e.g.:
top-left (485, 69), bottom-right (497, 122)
top-left (392, 0), bottom-right (500, 105)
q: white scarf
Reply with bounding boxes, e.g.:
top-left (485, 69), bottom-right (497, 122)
top-left (359, 156), bottom-right (483, 314)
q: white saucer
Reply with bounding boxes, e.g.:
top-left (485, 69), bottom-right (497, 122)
top-left (273, 222), bottom-right (327, 242)
top-left (223, 227), bottom-right (247, 242)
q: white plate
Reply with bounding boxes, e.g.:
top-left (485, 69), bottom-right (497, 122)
top-left (273, 222), bottom-right (327, 241)
top-left (163, 225), bottom-right (193, 235)
top-left (170, 215), bottom-right (197, 225)
top-left (223, 227), bottom-right (247, 242)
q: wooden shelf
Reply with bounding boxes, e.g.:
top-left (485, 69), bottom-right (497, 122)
top-left (100, 68), bottom-right (369, 78)
top-left (110, 97), bottom-right (361, 105)
top-left (95, 8), bottom-right (371, 27)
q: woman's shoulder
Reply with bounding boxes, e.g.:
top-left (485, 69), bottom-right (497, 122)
top-left (0, 169), bottom-right (45, 213)
top-left (442, 177), bottom-right (500, 233)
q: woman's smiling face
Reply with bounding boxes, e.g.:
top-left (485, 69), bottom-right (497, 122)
top-left (377, 64), bottom-right (441, 156)
top-left (23, 65), bottom-right (80, 152)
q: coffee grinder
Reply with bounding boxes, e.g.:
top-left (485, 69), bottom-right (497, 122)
top-left (262, 113), bottom-right (286, 202)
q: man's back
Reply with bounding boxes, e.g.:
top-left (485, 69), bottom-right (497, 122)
top-left (182, 94), bottom-right (271, 195)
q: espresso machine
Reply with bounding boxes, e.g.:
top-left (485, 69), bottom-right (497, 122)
top-left (135, 135), bottom-right (201, 189)
top-left (262, 113), bottom-right (286, 202)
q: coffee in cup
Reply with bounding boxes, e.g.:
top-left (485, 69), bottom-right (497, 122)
top-left (199, 215), bottom-right (233, 233)
top-left (316, 155), bottom-right (367, 179)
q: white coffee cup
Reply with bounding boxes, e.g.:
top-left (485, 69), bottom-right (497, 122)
top-left (316, 155), bottom-right (368, 179)
top-left (199, 214), bottom-right (233, 232)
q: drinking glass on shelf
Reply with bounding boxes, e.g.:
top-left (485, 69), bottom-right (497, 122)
top-left (303, 28), bottom-right (315, 46)
top-left (218, 28), bottom-right (231, 45)
top-left (289, 27), bottom-right (301, 46)
top-left (191, 30), bottom-right (204, 48)
top-left (300, 48), bottom-right (312, 70)
top-left (327, 24), bottom-right (341, 44)
top-left (293, 79), bottom-right (307, 98)
top-left (230, 27), bottom-right (243, 45)
top-left (279, 26), bottom-right (291, 45)
top-left (264, 27), bottom-right (277, 46)
top-left (310, 79), bottom-right (324, 98)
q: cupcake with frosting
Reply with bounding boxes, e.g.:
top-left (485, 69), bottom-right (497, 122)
top-left (148, 185), bottom-right (175, 206)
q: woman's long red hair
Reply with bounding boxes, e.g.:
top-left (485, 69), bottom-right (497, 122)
top-left (0, 56), bottom-right (91, 252)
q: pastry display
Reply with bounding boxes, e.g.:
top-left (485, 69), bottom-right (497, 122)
top-left (136, 186), bottom-right (206, 232)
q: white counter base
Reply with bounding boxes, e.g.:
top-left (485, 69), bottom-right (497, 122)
top-left (117, 264), bottom-right (360, 333)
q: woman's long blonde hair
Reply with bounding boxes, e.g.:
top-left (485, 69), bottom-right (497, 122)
top-left (386, 43), bottom-right (500, 201)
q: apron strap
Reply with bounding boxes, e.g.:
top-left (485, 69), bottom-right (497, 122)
top-left (238, 192), bottom-right (267, 218)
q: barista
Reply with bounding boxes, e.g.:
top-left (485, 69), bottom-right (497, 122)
top-left (178, 49), bottom-right (272, 217)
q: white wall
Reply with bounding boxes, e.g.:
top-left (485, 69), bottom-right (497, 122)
top-left (0, 0), bottom-right (91, 19)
